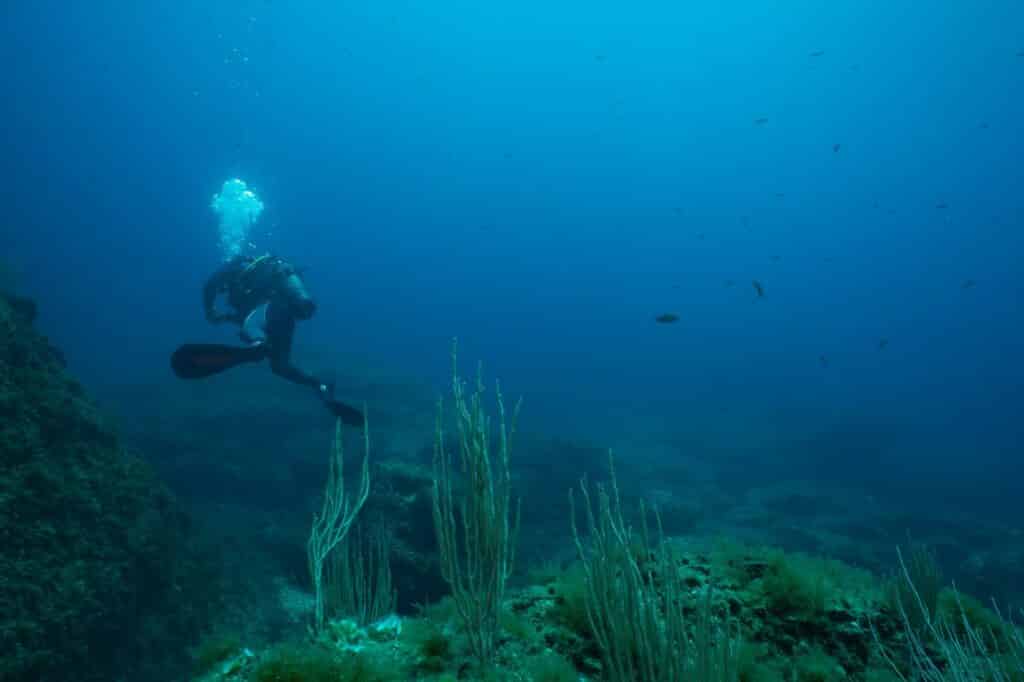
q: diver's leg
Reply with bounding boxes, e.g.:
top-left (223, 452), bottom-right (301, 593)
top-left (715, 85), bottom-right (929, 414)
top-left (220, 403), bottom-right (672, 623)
top-left (265, 300), bottom-right (322, 390)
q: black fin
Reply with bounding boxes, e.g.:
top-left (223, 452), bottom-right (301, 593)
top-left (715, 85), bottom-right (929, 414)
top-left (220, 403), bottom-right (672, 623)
top-left (324, 398), bottom-right (364, 427)
top-left (171, 343), bottom-right (267, 379)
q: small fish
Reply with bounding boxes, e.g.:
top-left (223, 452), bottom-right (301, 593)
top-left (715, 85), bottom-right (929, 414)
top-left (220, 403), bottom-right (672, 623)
top-left (774, 192), bottom-right (786, 198)
top-left (961, 279), bottom-right (976, 289)
top-left (752, 280), bottom-right (765, 297)
top-left (819, 355), bottom-right (829, 368)
top-left (655, 313), bottom-right (680, 324)
top-left (595, 54), bottom-right (607, 63)
top-left (877, 338), bottom-right (889, 350)
top-left (697, 233), bottom-right (705, 240)
top-left (936, 202), bottom-right (949, 209)
top-left (724, 279), bottom-right (736, 287)
top-left (770, 255), bottom-right (781, 262)
top-left (1017, 50), bottom-right (1024, 57)
top-left (979, 122), bottom-right (990, 129)
top-left (810, 50), bottom-right (825, 57)
top-left (754, 117), bottom-right (769, 125)
top-left (832, 143), bottom-right (841, 152)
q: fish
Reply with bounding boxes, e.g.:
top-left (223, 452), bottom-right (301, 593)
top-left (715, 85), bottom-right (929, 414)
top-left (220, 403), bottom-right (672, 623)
top-left (819, 355), bottom-right (829, 368)
top-left (752, 280), bottom-right (765, 297)
top-left (724, 279), bottom-right (736, 287)
top-left (770, 255), bottom-right (781, 262)
top-left (655, 313), bottom-right (680, 324)
top-left (833, 143), bottom-right (841, 152)
top-left (1017, 50), bottom-right (1024, 57)
top-left (878, 338), bottom-right (889, 350)
top-left (961, 279), bottom-right (976, 289)
top-left (936, 202), bottom-right (949, 209)
top-left (810, 50), bottom-right (825, 57)
top-left (754, 117), bottom-right (769, 125)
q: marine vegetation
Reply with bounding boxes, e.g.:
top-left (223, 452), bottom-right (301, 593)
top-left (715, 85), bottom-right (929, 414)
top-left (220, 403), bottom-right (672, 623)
top-left (7, 296), bottom-right (1022, 682)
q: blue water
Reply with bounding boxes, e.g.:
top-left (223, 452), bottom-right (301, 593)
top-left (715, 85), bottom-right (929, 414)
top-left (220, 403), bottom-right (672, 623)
top-left (2, 2), bottom-right (1021, 509)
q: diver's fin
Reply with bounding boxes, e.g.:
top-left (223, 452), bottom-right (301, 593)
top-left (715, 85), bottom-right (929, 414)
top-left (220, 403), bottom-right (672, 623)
top-left (171, 343), bottom-right (267, 379)
top-left (324, 398), bottom-right (364, 427)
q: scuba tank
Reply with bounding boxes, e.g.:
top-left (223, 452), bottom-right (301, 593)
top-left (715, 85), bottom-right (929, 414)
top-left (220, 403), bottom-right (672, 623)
top-left (229, 254), bottom-right (315, 319)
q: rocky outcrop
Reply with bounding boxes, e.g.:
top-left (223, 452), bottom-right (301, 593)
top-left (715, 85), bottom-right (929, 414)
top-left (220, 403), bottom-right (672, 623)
top-left (0, 294), bottom-right (220, 682)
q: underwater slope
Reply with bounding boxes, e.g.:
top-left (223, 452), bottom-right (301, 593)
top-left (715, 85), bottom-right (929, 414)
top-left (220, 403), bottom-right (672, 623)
top-left (0, 292), bottom-right (220, 682)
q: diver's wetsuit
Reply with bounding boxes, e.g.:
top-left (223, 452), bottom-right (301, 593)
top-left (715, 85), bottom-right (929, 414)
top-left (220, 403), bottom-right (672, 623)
top-left (202, 254), bottom-right (324, 390)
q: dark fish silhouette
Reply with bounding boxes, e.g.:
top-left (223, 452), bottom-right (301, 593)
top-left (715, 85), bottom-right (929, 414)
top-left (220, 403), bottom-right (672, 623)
top-left (878, 338), bottom-right (889, 350)
top-left (819, 355), bottom-right (829, 368)
top-left (1017, 50), bottom-right (1024, 57)
top-left (961, 279), bottom-right (976, 289)
top-left (655, 313), bottom-right (680, 324)
top-left (810, 50), bottom-right (825, 57)
top-left (724, 279), bottom-right (736, 287)
top-left (754, 117), bottom-right (769, 125)
top-left (775, 192), bottom-right (786, 198)
top-left (936, 202), bottom-right (949, 209)
top-left (752, 280), bottom-right (765, 297)
top-left (833, 143), bottom-right (841, 152)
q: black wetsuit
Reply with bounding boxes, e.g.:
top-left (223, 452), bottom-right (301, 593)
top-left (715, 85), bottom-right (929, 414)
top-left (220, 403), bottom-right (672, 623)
top-left (202, 254), bottom-right (323, 390)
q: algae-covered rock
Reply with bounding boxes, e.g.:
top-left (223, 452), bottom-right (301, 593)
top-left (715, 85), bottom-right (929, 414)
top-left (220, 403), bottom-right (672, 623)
top-left (0, 295), bottom-right (220, 682)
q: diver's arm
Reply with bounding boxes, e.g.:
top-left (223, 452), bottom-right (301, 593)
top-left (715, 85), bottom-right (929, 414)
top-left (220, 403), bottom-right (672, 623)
top-left (202, 259), bottom-right (242, 323)
top-left (202, 271), bottom-right (227, 323)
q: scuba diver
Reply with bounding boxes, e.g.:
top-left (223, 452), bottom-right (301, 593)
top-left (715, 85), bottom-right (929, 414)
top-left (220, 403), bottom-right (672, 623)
top-left (170, 253), bottom-right (363, 426)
